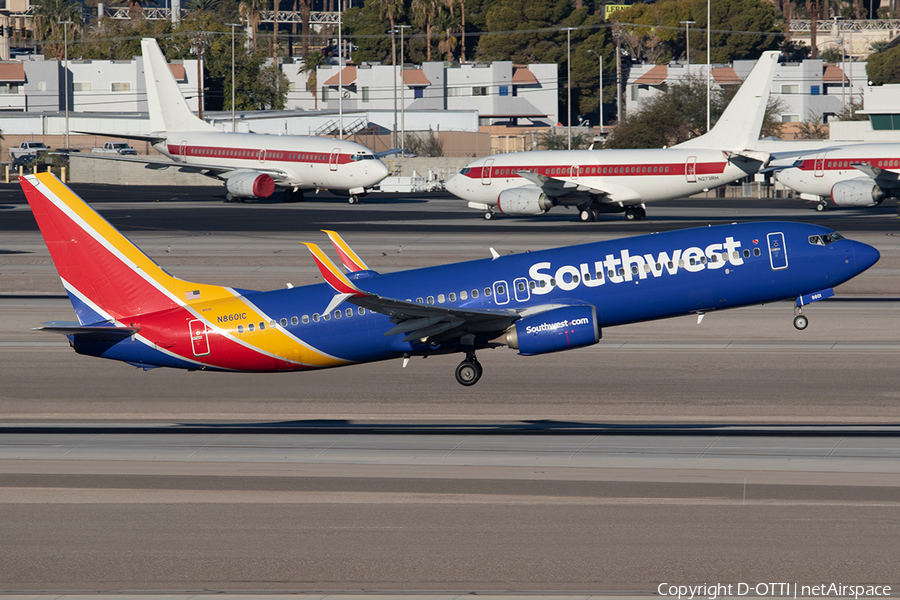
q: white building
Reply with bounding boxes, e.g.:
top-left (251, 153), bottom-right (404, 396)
top-left (0, 54), bottom-right (201, 113)
top-left (284, 60), bottom-right (559, 127)
top-left (626, 58), bottom-right (868, 125)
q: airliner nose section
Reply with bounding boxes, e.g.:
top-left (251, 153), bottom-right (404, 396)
top-left (446, 173), bottom-right (461, 196)
top-left (370, 159), bottom-right (390, 185)
top-left (852, 240), bottom-right (880, 273)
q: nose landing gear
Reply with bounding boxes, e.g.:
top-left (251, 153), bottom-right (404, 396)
top-left (455, 351), bottom-right (483, 386)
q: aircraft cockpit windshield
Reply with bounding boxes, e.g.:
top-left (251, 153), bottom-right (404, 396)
top-left (460, 167), bottom-right (471, 175)
top-left (808, 232), bottom-right (845, 246)
top-left (350, 154), bottom-right (377, 161)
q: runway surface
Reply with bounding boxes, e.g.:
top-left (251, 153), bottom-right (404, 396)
top-left (3, 184), bottom-right (900, 593)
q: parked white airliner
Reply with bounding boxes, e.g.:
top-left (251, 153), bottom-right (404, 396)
top-left (74, 38), bottom-right (389, 203)
top-left (445, 51), bottom-right (781, 221)
top-left (773, 143), bottom-right (900, 214)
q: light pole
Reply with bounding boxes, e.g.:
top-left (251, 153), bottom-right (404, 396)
top-left (227, 22), bottom-right (239, 132)
top-left (563, 27), bottom-right (577, 150)
top-left (680, 20), bottom-right (695, 76)
top-left (397, 24), bottom-right (410, 150)
top-left (390, 27), bottom-right (397, 148)
top-left (59, 20), bottom-right (72, 149)
top-left (706, 0), bottom-right (711, 132)
top-left (337, 5), bottom-right (343, 138)
top-left (587, 49), bottom-right (603, 135)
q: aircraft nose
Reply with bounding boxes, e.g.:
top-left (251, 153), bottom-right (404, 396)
top-left (852, 240), bottom-right (880, 273)
top-left (371, 159), bottom-right (390, 184)
top-left (445, 173), bottom-right (460, 195)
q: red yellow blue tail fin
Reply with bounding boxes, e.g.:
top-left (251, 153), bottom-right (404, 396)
top-left (21, 173), bottom-right (234, 324)
top-left (301, 242), bottom-right (368, 296)
top-left (321, 229), bottom-right (370, 272)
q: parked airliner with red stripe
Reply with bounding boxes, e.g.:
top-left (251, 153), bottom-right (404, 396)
top-left (773, 143), bottom-right (900, 214)
top-left (23, 172), bottom-right (878, 386)
top-left (75, 38), bottom-right (389, 203)
top-left (446, 52), bottom-right (780, 221)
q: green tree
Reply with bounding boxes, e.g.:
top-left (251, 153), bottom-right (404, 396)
top-left (867, 44), bottom-right (900, 85)
top-left (239, 0), bottom-right (269, 50)
top-left (411, 0), bottom-right (445, 62)
top-left (298, 51), bottom-right (328, 109)
top-left (611, 0), bottom-right (694, 64)
top-left (32, 0), bottom-right (83, 59)
top-left (691, 0), bottom-right (780, 63)
top-left (795, 111), bottom-right (829, 139)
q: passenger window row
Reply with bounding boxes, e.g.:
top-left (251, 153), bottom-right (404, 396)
top-left (235, 307), bottom-right (368, 334)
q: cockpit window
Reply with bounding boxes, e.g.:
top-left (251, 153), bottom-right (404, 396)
top-left (809, 232), bottom-right (844, 246)
top-left (349, 154), bottom-right (376, 162)
top-left (460, 167), bottom-right (471, 175)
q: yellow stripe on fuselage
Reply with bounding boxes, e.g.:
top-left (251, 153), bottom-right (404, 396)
top-left (191, 291), bottom-right (351, 368)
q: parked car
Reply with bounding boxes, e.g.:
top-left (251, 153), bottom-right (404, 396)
top-left (9, 141), bottom-right (49, 160)
top-left (12, 154), bottom-right (36, 168)
top-left (91, 142), bottom-right (137, 155)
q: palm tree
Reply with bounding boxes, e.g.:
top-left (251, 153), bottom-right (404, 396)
top-left (299, 0), bottom-right (311, 58)
top-left (239, 0), bottom-right (268, 50)
top-left (411, 0), bottom-right (442, 62)
top-left (298, 51), bottom-right (328, 109)
top-left (378, 0), bottom-right (404, 64)
top-left (31, 0), bottom-right (82, 59)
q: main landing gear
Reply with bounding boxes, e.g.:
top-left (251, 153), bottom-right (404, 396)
top-left (455, 351), bottom-right (483, 386)
top-left (625, 206), bottom-right (647, 221)
top-left (283, 188), bottom-right (305, 203)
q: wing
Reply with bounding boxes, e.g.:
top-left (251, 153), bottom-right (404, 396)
top-left (72, 131), bottom-right (168, 144)
top-left (515, 170), bottom-right (646, 205)
top-left (516, 169), bottom-right (610, 197)
top-left (66, 153), bottom-right (290, 182)
top-left (852, 164), bottom-right (900, 189)
top-left (302, 240), bottom-right (519, 345)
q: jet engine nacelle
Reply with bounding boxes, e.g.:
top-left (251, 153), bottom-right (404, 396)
top-left (225, 172), bottom-right (276, 199)
top-left (504, 305), bottom-right (600, 356)
top-left (496, 186), bottom-right (554, 216)
top-left (830, 179), bottom-right (887, 207)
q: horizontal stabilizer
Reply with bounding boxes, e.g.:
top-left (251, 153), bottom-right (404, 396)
top-left (34, 324), bottom-right (140, 338)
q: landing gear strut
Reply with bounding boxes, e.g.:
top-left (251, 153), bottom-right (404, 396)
top-left (455, 351), bottom-right (483, 386)
top-left (793, 304), bottom-right (809, 330)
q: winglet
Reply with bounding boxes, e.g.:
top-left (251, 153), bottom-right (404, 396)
top-left (321, 229), bottom-right (370, 272)
top-left (301, 242), bottom-right (368, 296)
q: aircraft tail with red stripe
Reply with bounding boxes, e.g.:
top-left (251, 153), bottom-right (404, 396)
top-left (21, 173), bottom-right (234, 326)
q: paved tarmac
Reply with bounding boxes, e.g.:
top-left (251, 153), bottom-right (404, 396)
top-left (2, 184), bottom-right (900, 594)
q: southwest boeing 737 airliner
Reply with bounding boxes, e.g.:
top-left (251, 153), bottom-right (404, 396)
top-left (23, 173), bottom-right (878, 386)
top-left (74, 38), bottom-right (389, 203)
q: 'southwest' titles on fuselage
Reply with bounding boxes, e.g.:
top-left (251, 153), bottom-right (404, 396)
top-left (22, 173), bottom-right (880, 386)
